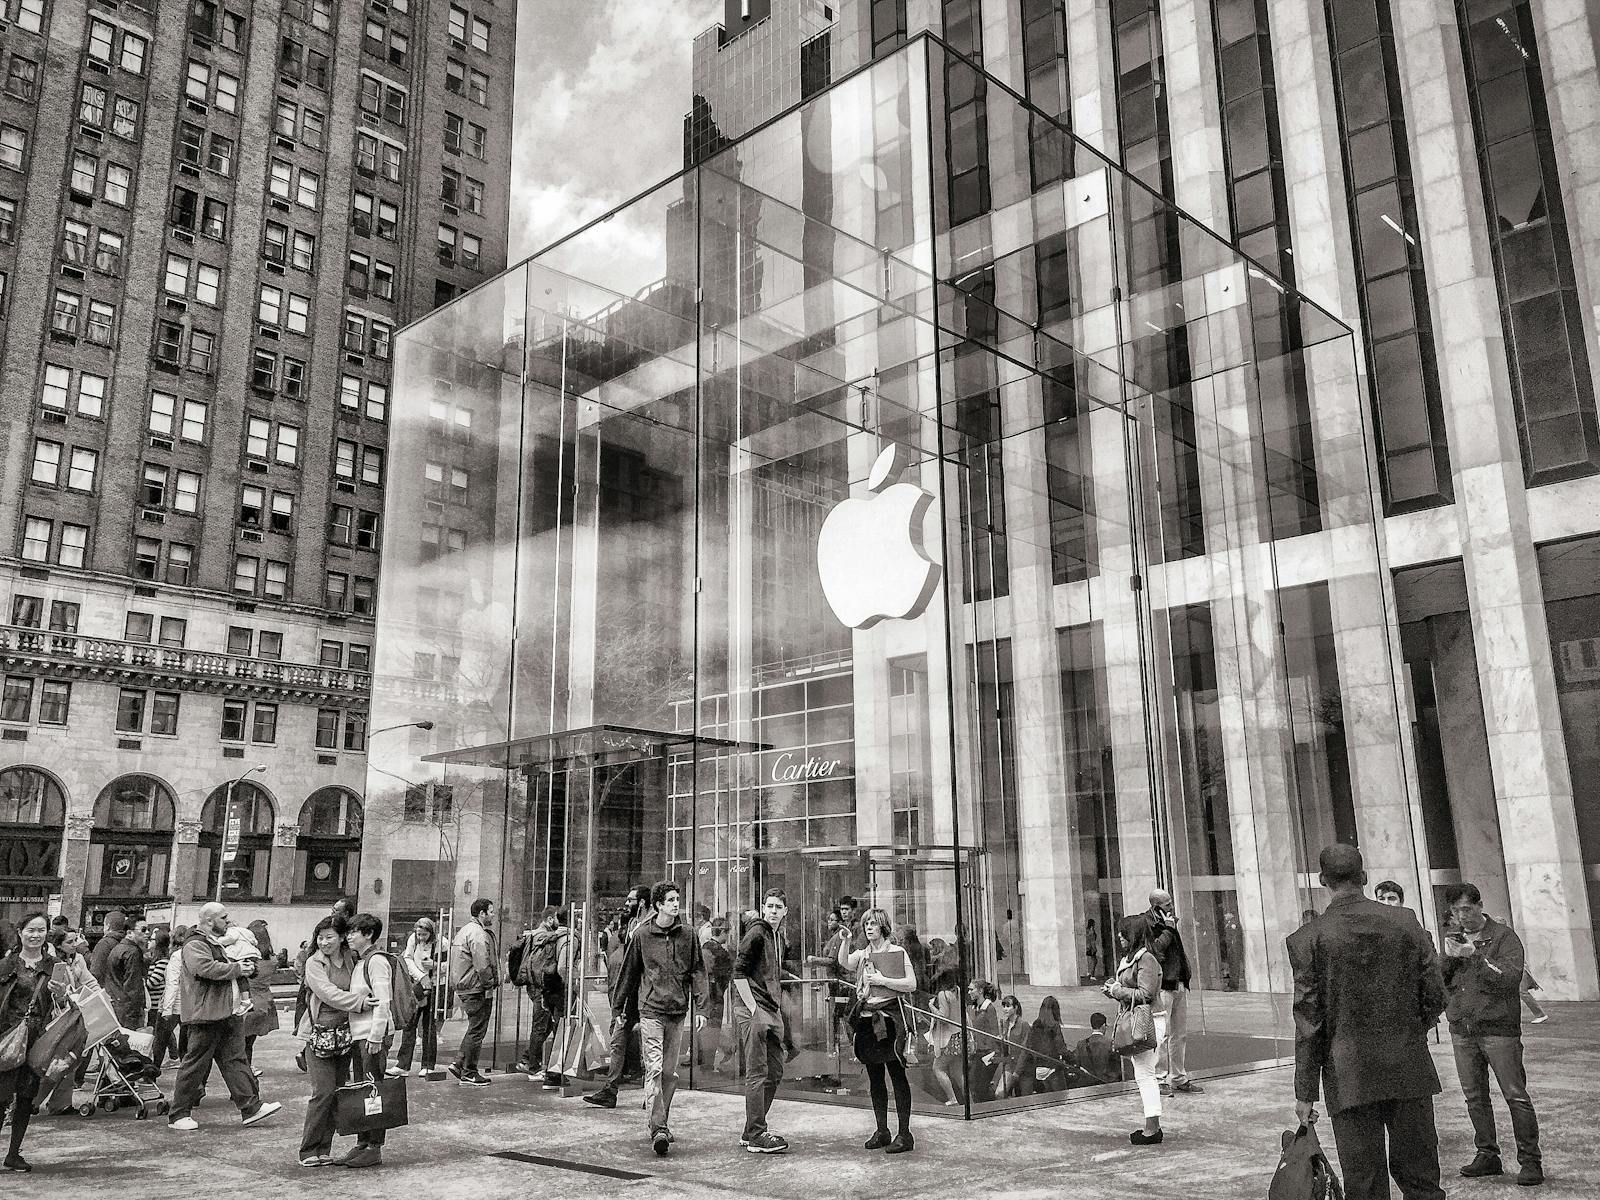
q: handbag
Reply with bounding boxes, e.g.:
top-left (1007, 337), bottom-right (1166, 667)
top-left (0, 1020), bottom-right (29, 1072)
top-left (1110, 1001), bottom-right (1157, 1056)
top-left (334, 1059), bottom-right (409, 1135)
top-left (1268, 1123), bottom-right (1346, 1200)
top-left (308, 1021), bottom-right (353, 1059)
top-left (28, 1006), bottom-right (86, 1083)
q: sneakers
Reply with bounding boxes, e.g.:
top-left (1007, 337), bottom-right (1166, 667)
top-left (2, 1154), bottom-right (31, 1173)
top-left (252, 1067), bottom-right (264, 1079)
top-left (1173, 1080), bottom-right (1205, 1094)
top-left (447, 1062), bottom-right (466, 1082)
top-left (1530, 1013), bottom-right (1550, 1024)
top-left (887, 1133), bottom-right (914, 1155)
top-left (744, 1132), bottom-right (788, 1154)
top-left (386, 1066), bottom-right (411, 1079)
top-left (241, 1101), bottom-right (282, 1127)
top-left (299, 1155), bottom-right (336, 1168)
top-left (541, 1074), bottom-right (563, 1090)
top-left (582, 1088), bottom-right (617, 1108)
top-left (652, 1129), bottom-right (670, 1157)
top-left (168, 1117), bottom-right (200, 1132)
top-left (509, 1060), bottom-right (533, 1075)
top-left (1129, 1129), bottom-right (1164, 1146)
top-left (1517, 1163), bottom-right (1544, 1187)
top-left (340, 1146), bottom-right (383, 1169)
top-left (1159, 1082), bottom-right (1175, 1097)
top-left (1460, 1153), bottom-right (1504, 1178)
top-left (458, 1070), bottom-right (490, 1087)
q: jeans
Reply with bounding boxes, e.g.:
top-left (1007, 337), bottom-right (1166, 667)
top-left (736, 1007), bottom-right (785, 1140)
top-left (1156, 985), bottom-right (1190, 1085)
top-left (150, 1014), bottom-right (180, 1070)
top-left (1329, 1095), bottom-right (1445, 1200)
top-left (170, 1016), bottom-right (258, 1122)
top-left (1453, 1033), bottom-right (1541, 1167)
top-left (640, 1015), bottom-right (686, 1134)
top-left (457, 992), bottom-right (493, 1074)
top-left (524, 984), bottom-right (564, 1072)
top-left (397, 986), bottom-right (437, 1071)
top-left (601, 1009), bottom-right (638, 1089)
top-left (299, 1046), bottom-right (389, 1159)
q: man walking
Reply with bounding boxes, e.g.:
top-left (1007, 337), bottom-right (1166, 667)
top-left (616, 881), bottom-right (706, 1156)
top-left (447, 897), bottom-right (499, 1087)
top-left (1441, 883), bottom-right (1543, 1187)
top-left (168, 902), bottom-right (281, 1131)
top-left (1287, 844), bottom-right (1446, 1200)
top-left (89, 910), bottom-right (127, 985)
top-left (1145, 888), bottom-right (1201, 1096)
top-left (105, 917), bottom-right (150, 1030)
top-left (584, 884), bottom-right (652, 1109)
top-left (734, 889), bottom-right (790, 1153)
top-left (511, 905), bottom-right (571, 1088)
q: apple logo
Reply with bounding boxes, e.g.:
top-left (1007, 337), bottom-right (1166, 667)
top-left (816, 443), bottom-right (942, 629)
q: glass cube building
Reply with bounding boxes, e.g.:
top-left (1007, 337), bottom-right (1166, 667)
top-left (361, 34), bottom-right (1415, 1116)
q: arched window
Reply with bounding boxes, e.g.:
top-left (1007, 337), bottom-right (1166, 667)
top-left (295, 787), bottom-right (363, 901)
top-left (0, 767), bottom-right (66, 908)
top-left (195, 781), bottom-right (276, 901)
top-left (89, 775), bottom-right (176, 905)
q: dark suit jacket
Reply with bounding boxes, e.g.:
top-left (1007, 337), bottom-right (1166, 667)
top-left (1286, 892), bottom-right (1445, 1116)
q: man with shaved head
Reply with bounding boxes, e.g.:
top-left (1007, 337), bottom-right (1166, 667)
top-left (1287, 844), bottom-right (1447, 1200)
top-left (1143, 887), bottom-right (1198, 1095)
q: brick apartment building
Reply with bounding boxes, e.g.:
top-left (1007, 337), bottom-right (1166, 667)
top-left (0, 0), bottom-right (515, 934)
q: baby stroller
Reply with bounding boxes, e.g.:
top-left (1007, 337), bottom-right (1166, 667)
top-left (78, 1032), bottom-right (169, 1120)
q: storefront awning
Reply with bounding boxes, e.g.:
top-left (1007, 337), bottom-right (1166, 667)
top-left (421, 723), bottom-right (769, 772)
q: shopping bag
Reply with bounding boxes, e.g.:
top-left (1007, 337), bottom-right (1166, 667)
top-left (1110, 1002), bottom-right (1157, 1056)
top-left (28, 1007), bottom-right (87, 1083)
top-left (0, 1021), bottom-right (29, 1072)
top-left (1268, 1124), bottom-right (1345, 1200)
top-left (72, 987), bottom-right (120, 1047)
top-left (334, 1068), bottom-right (409, 1135)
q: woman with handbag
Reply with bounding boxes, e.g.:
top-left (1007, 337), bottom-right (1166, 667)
top-left (1103, 914), bottom-right (1165, 1146)
top-left (296, 915), bottom-right (376, 1168)
top-left (837, 907), bottom-right (916, 1154)
top-left (0, 913), bottom-right (57, 1172)
top-left (393, 917), bottom-right (438, 1078)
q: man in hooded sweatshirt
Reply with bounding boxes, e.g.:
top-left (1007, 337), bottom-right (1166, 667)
top-left (89, 910), bottom-right (127, 986)
top-left (617, 880), bottom-right (706, 1156)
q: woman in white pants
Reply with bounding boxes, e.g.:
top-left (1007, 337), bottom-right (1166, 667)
top-left (1103, 914), bottom-right (1167, 1146)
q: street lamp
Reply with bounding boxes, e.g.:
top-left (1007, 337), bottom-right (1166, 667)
top-left (215, 763), bottom-right (267, 903)
top-left (369, 719), bottom-right (434, 737)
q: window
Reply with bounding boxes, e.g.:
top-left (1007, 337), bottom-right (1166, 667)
top-left (268, 158), bottom-right (291, 200)
top-left (263, 560), bottom-right (288, 599)
top-left (0, 197), bottom-right (13, 244)
top-left (360, 447), bottom-right (383, 486)
top-left (251, 702), bottom-right (278, 743)
top-left (320, 640), bottom-right (344, 667)
top-left (166, 543), bottom-right (193, 585)
top-left (258, 631), bottom-right (282, 660)
top-left (40, 366), bottom-right (69, 411)
top-left (206, 133), bottom-right (232, 176)
top-left (296, 167), bottom-right (319, 209)
top-left (356, 510), bottom-right (379, 550)
top-left (270, 491), bottom-right (294, 534)
top-left (88, 21), bottom-right (117, 66)
top-left (0, 124), bottom-right (27, 172)
top-left (30, 439), bottom-right (60, 486)
top-left (58, 523), bottom-right (87, 567)
top-left (215, 71), bottom-right (238, 112)
top-left (325, 571), bottom-right (347, 609)
top-left (292, 230), bottom-right (315, 271)
top-left (263, 219), bottom-right (287, 265)
top-left (5, 55), bottom-right (38, 101)
top-left (67, 448), bottom-right (96, 491)
top-left (276, 423), bottom-right (299, 465)
top-left (448, 5), bottom-right (467, 46)
top-left (150, 692), bottom-right (180, 736)
top-left (131, 537), bottom-right (159, 580)
top-left (141, 463), bottom-right (168, 507)
top-left (221, 10), bottom-right (246, 51)
top-left (372, 260), bottom-right (394, 300)
top-left (148, 391), bottom-right (175, 435)
top-left (316, 708), bottom-right (338, 749)
top-left (441, 167), bottom-right (460, 206)
top-left (329, 504), bottom-right (352, 545)
top-left (51, 289), bottom-right (79, 336)
top-left (352, 576), bottom-right (375, 616)
top-left (178, 121), bottom-right (203, 166)
top-left (366, 382), bottom-right (388, 421)
top-left (301, 107), bottom-right (325, 148)
top-left (227, 627), bottom-right (252, 656)
top-left (70, 151), bottom-right (96, 195)
top-left (188, 329), bottom-right (215, 373)
top-left (77, 373), bottom-right (105, 417)
top-left (461, 233), bottom-right (481, 270)
top-left (358, 77), bottom-right (406, 128)
top-left (100, 160), bottom-right (126, 203)
top-left (38, 681), bottom-right (70, 725)
top-left (85, 301), bottom-right (115, 345)
top-left (348, 644), bottom-right (370, 671)
top-left (245, 416), bottom-right (270, 458)
top-left (343, 712), bottom-right (367, 752)
top-left (121, 32), bottom-right (148, 75)
top-left (184, 60), bottom-right (208, 103)
top-left (221, 700), bottom-right (246, 741)
top-left (94, 229), bottom-right (122, 275)
top-left (50, 601), bottom-right (78, 635)
top-left (469, 68), bottom-right (489, 106)
top-left (124, 611), bottom-right (151, 642)
top-left (286, 293), bottom-right (309, 333)
top-left (233, 554), bottom-right (258, 593)
top-left (446, 60), bottom-right (466, 95)
top-left (444, 111), bottom-right (463, 153)
top-left (339, 374), bottom-right (361, 412)
top-left (13, 0), bottom-right (44, 34)
top-left (258, 284), bottom-right (282, 325)
top-left (10, 596), bottom-right (40, 628)
top-left (158, 617), bottom-right (187, 647)
top-left (116, 688), bottom-right (145, 732)
top-left (111, 97), bottom-right (139, 140)
top-left (174, 470), bottom-right (201, 514)
top-left (240, 483), bottom-right (264, 527)
top-left (437, 223), bottom-right (456, 264)
top-left (164, 254), bottom-right (190, 296)
top-left (466, 122), bottom-right (486, 159)
top-left (471, 17), bottom-right (490, 52)
top-left (1, 677), bottom-right (33, 723)
top-left (201, 198), bottom-right (227, 240)
top-left (80, 83), bottom-right (107, 128)
top-left (334, 439), bottom-right (356, 479)
top-left (465, 177), bottom-right (484, 214)
top-left (282, 357), bottom-right (306, 400)
top-left (21, 517), bottom-right (49, 561)
top-left (274, 96), bottom-right (296, 138)
top-left (347, 251), bottom-right (370, 293)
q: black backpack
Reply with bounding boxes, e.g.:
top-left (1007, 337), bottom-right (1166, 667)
top-left (516, 931), bottom-right (565, 988)
top-left (363, 951), bottom-right (418, 1030)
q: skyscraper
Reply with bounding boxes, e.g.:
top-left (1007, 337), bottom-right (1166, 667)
top-left (0, 0), bottom-right (515, 929)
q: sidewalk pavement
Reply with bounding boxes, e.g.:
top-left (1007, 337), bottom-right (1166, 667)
top-left (7, 1003), bottom-right (1596, 1199)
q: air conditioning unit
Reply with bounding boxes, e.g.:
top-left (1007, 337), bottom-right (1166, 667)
top-left (258, 325), bottom-right (279, 340)
top-left (265, 262), bottom-right (285, 275)
top-left (275, 135), bottom-right (296, 150)
top-left (239, 529), bottom-right (263, 543)
top-left (40, 409), bottom-right (67, 424)
top-left (178, 163), bottom-right (200, 178)
top-left (140, 509), bottom-right (166, 523)
top-left (186, 99), bottom-right (208, 114)
top-left (172, 228), bottom-right (194, 243)
top-left (335, 481), bottom-right (356, 494)
top-left (269, 198), bottom-right (291, 212)
top-left (246, 460), bottom-right (269, 474)
top-left (165, 297), bottom-right (188, 312)
top-left (87, 60), bottom-right (110, 74)
top-left (60, 265), bottom-right (86, 280)
top-left (148, 435), bottom-right (173, 450)
top-left (80, 126), bottom-right (104, 141)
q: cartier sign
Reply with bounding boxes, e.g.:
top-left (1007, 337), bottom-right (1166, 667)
top-left (767, 751), bottom-right (847, 784)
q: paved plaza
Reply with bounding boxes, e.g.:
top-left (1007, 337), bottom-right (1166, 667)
top-left (5, 1005), bottom-right (1596, 1199)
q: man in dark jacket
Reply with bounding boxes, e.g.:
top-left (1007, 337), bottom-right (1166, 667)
top-left (733, 890), bottom-right (789, 1154)
top-left (1288, 844), bottom-right (1446, 1200)
top-left (168, 902), bottom-right (280, 1131)
top-left (1442, 883), bottom-right (1542, 1187)
top-left (1145, 889), bottom-right (1200, 1095)
top-left (511, 905), bottom-right (570, 1086)
top-left (105, 919), bottom-right (149, 1029)
top-left (584, 884), bottom-right (651, 1109)
top-left (88, 910), bottom-right (127, 985)
top-left (617, 880), bottom-right (706, 1156)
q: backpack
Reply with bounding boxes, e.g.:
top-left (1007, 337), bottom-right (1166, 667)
top-left (1269, 1124), bottom-right (1345, 1200)
top-left (364, 951), bottom-right (417, 1030)
top-left (506, 936), bottom-right (528, 987)
top-left (519, 930), bottom-right (565, 989)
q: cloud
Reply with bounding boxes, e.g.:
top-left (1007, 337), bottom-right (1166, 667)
top-left (511, 0), bottom-right (721, 262)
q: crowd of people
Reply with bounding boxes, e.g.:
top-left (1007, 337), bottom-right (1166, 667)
top-left (0, 855), bottom-right (1556, 1182)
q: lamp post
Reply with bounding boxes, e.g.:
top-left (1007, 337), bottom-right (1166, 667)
top-left (369, 719), bottom-right (434, 737)
top-left (215, 763), bottom-right (267, 903)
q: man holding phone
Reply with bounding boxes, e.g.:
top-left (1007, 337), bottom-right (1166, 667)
top-left (1442, 883), bottom-right (1543, 1187)
top-left (733, 890), bottom-right (790, 1154)
top-left (1145, 889), bottom-right (1200, 1096)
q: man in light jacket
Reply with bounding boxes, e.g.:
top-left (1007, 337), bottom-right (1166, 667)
top-left (448, 897), bottom-right (498, 1086)
top-left (616, 880), bottom-right (706, 1156)
top-left (168, 902), bottom-right (281, 1131)
top-left (342, 913), bottom-right (394, 1169)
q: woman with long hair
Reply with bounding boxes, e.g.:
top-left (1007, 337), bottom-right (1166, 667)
top-left (991, 994), bottom-right (1031, 1098)
top-left (296, 915), bottom-right (375, 1168)
top-left (838, 906), bottom-right (917, 1154)
top-left (243, 921), bottom-right (280, 1073)
top-left (393, 916), bottom-right (439, 1077)
top-left (1103, 913), bottom-right (1165, 1145)
top-left (1024, 995), bottom-right (1072, 1093)
top-left (0, 913), bottom-right (57, 1172)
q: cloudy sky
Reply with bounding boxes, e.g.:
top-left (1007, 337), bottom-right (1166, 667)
top-left (511, 0), bottom-right (722, 262)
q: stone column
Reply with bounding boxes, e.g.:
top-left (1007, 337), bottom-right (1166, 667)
top-left (61, 814), bottom-right (93, 926)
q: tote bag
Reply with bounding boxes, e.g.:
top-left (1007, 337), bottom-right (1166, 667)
top-left (334, 1061), bottom-right (409, 1135)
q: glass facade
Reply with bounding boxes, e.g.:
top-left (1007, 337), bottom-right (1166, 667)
top-left (364, 36), bottom-right (1417, 1116)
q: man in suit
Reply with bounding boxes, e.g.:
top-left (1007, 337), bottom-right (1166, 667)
top-left (1288, 844), bottom-right (1447, 1200)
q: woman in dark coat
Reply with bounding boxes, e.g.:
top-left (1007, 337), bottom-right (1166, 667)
top-left (0, 913), bottom-right (58, 1173)
top-left (243, 920), bottom-right (281, 1071)
top-left (1022, 994), bottom-right (1073, 1093)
